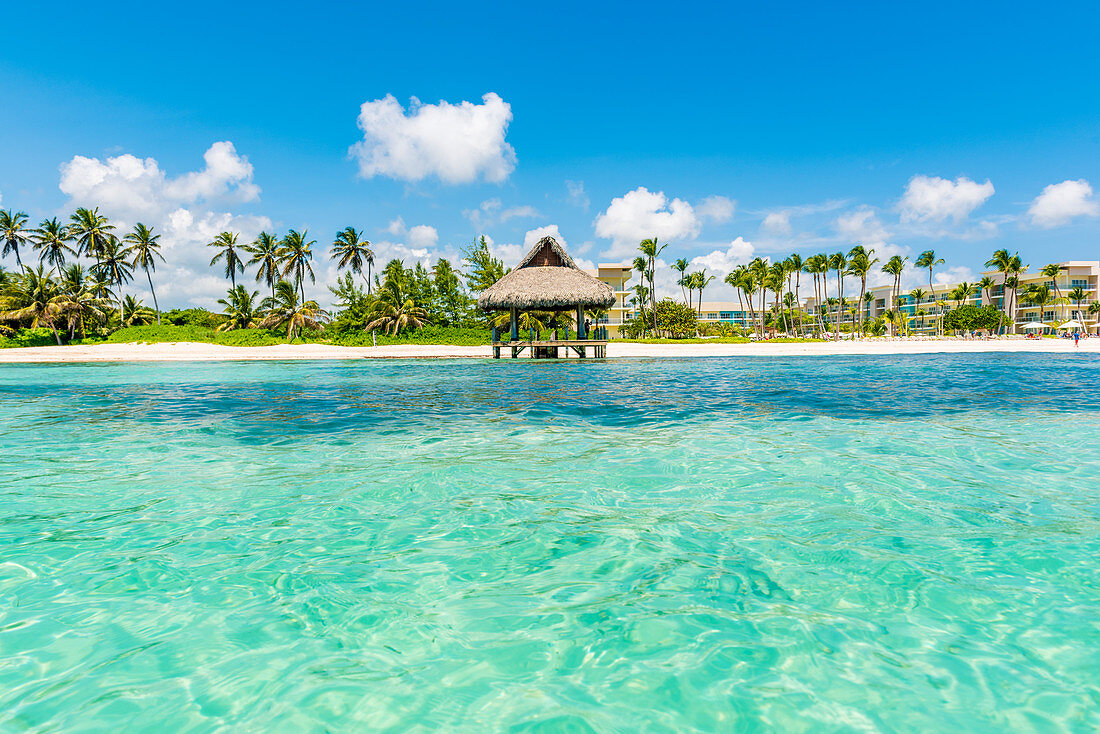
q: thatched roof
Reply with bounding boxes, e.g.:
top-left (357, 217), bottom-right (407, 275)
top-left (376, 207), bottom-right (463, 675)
top-left (477, 236), bottom-right (615, 311)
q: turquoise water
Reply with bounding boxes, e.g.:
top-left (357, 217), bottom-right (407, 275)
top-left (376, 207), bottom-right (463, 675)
top-left (2, 355), bottom-right (1099, 732)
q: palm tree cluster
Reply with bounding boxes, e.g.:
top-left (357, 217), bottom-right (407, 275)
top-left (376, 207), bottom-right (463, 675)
top-left (0, 206), bottom-right (163, 334)
top-left (632, 234), bottom-right (1094, 339)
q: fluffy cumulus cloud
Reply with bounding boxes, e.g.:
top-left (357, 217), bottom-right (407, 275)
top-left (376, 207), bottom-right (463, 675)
top-left (689, 237), bottom-right (755, 275)
top-left (1027, 179), bottom-right (1100, 228)
top-left (57, 142), bottom-right (270, 307)
top-left (898, 175), bottom-right (994, 223)
top-left (349, 93), bottom-right (516, 184)
top-left (594, 187), bottom-right (701, 257)
top-left (696, 196), bottom-right (736, 223)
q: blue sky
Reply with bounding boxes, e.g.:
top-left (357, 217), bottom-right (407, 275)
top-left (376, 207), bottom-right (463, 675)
top-left (2, 1), bottom-right (1099, 306)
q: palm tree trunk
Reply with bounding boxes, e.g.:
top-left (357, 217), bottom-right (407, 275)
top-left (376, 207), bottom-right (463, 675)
top-left (650, 258), bottom-right (657, 335)
top-left (146, 268), bottom-right (161, 325)
top-left (795, 273), bottom-right (801, 337)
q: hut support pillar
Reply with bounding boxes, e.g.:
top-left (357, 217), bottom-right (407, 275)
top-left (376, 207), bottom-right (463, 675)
top-left (510, 308), bottom-right (519, 342)
top-left (576, 307), bottom-right (587, 358)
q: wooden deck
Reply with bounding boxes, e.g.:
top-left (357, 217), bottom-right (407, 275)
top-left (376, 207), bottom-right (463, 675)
top-left (492, 340), bottom-right (608, 359)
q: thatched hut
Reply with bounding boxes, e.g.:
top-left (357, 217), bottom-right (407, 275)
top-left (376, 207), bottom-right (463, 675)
top-left (479, 235), bottom-right (614, 357)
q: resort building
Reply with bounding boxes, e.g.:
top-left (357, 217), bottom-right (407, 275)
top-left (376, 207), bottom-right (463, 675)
top-left (584, 264), bottom-right (634, 337)
top-left (800, 260), bottom-right (1100, 334)
top-left (584, 259), bottom-right (1100, 336)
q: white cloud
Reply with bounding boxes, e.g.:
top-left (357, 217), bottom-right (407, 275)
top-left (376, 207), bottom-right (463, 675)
top-left (57, 142), bottom-right (269, 308)
top-left (464, 198), bottom-right (540, 230)
top-left (1028, 179), bottom-right (1100, 228)
top-left (934, 266), bottom-right (977, 285)
top-left (594, 187), bottom-right (701, 257)
top-left (407, 224), bottom-right (438, 250)
top-left (349, 93), bottom-right (516, 184)
top-left (524, 224), bottom-right (566, 250)
top-left (696, 195), bottom-right (736, 223)
top-left (482, 234), bottom-right (525, 268)
top-left (835, 206), bottom-right (890, 247)
top-left (898, 175), bottom-right (994, 223)
top-left (689, 237), bottom-right (755, 275)
top-left (565, 180), bottom-right (589, 209)
top-left (386, 216), bottom-right (406, 235)
top-left (761, 211), bottom-right (792, 234)
top-left (501, 205), bottom-right (540, 223)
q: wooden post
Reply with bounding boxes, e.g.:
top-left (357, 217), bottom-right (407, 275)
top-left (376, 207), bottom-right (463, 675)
top-left (576, 306), bottom-right (585, 340)
top-left (510, 308), bottom-right (519, 342)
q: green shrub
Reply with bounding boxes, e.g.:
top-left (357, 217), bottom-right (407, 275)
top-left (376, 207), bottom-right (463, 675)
top-left (213, 329), bottom-right (286, 346)
top-left (106, 324), bottom-right (218, 344)
top-left (329, 326), bottom-right (492, 347)
top-left (0, 327), bottom-right (59, 348)
top-left (162, 308), bottom-right (224, 328)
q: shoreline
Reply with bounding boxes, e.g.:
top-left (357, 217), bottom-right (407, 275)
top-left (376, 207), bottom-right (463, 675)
top-left (0, 338), bottom-right (1097, 362)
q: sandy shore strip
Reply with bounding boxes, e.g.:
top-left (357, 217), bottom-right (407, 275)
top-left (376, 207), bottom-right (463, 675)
top-left (0, 338), bottom-right (1097, 362)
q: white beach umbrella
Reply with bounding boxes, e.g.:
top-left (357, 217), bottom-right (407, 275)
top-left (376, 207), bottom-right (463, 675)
top-left (1019, 321), bottom-right (1048, 330)
top-left (1058, 320), bottom-right (1084, 329)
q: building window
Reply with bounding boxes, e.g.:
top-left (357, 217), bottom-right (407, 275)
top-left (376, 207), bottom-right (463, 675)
top-left (719, 311), bottom-right (734, 320)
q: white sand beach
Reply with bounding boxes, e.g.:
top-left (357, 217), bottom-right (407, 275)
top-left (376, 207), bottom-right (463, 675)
top-left (0, 338), bottom-right (1097, 363)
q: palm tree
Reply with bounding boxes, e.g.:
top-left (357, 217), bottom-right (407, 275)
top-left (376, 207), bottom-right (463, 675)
top-left (247, 231), bottom-right (283, 301)
top-left (60, 264), bottom-right (109, 339)
top-left (846, 245), bottom-right (878, 338)
top-left (727, 266), bottom-right (756, 337)
top-left (639, 237), bottom-right (667, 333)
top-left (909, 288), bottom-right (927, 331)
top-left (1089, 300), bottom-right (1100, 329)
top-left (121, 295), bottom-right (156, 326)
top-left (69, 207), bottom-right (114, 267)
top-left (217, 285), bottom-right (262, 331)
top-left (332, 227), bottom-right (374, 292)
top-left (985, 248), bottom-right (1013, 334)
top-left (1040, 263), bottom-right (1065, 322)
top-left (1025, 284), bottom-right (1061, 328)
top-left (280, 230), bottom-right (316, 302)
top-left (914, 250), bottom-right (945, 335)
top-left (787, 253), bottom-right (804, 335)
top-left (208, 231), bottom-right (245, 288)
top-left (672, 258), bottom-right (689, 305)
top-left (0, 265), bottom-right (73, 344)
top-left (693, 271), bottom-right (715, 320)
top-left (124, 223), bottom-right (165, 325)
top-left (0, 209), bottom-right (30, 268)
top-left (828, 252), bottom-right (848, 340)
top-left (260, 280), bottom-right (329, 340)
top-left (805, 254), bottom-right (829, 336)
top-left (977, 276), bottom-right (996, 308)
top-left (94, 236), bottom-right (134, 326)
top-left (1067, 286), bottom-right (1088, 324)
top-left (32, 218), bottom-right (75, 279)
top-left (881, 255), bottom-right (907, 337)
top-left (748, 257), bottom-right (770, 338)
top-left (365, 274), bottom-right (428, 336)
top-left (1006, 254), bottom-right (1026, 333)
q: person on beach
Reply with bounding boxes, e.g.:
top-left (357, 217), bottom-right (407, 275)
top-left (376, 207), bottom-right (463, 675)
top-left (1074, 330), bottom-right (1080, 347)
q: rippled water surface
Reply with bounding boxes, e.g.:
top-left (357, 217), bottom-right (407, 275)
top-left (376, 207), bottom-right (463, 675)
top-left (2, 355), bottom-right (1100, 732)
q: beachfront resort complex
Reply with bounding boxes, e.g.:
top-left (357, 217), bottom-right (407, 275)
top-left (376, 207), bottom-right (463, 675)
top-left (591, 259), bottom-right (1100, 337)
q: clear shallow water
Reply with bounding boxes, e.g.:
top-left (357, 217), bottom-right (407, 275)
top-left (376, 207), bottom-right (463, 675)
top-left (1, 355), bottom-right (1099, 733)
